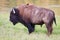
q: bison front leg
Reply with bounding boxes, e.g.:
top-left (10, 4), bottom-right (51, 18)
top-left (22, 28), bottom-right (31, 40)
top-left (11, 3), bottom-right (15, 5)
top-left (25, 23), bottom-right (35, 34)
top-left (45, 23), bottom-right (53, 36)
top-left (31, 24), bottom-right (35, 32)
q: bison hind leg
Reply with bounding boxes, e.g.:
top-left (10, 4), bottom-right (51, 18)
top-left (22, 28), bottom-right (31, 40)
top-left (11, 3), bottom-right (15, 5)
top-left (45, 22), bottom-right (53, 36)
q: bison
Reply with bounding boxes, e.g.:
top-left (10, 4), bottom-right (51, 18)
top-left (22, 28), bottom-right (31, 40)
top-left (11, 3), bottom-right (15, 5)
top-left (10, 4), bottom-right (57, 35)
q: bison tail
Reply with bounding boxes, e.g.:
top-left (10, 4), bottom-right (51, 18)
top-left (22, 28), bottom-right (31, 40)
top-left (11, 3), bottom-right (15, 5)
top-left (53, 17), bottom-right (57, 25)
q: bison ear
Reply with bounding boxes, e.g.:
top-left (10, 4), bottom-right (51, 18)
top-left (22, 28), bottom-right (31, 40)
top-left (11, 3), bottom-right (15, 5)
top-left (12, 8), bottom-right (15, 14)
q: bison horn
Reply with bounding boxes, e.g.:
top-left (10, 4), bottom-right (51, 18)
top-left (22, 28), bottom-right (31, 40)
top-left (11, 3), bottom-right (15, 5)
top-left (12, 8), bottom-right (15, 14)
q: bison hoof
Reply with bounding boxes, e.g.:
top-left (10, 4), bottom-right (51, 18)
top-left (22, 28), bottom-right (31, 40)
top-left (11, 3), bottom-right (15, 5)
top-left (29, 29), bottom-right (34, 34)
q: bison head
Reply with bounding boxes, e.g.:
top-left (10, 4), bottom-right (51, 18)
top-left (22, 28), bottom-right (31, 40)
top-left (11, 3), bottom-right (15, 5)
top-left (10, 8), bottom-right (19, 25)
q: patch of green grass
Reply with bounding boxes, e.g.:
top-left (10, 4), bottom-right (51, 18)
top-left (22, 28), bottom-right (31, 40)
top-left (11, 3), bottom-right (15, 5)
top-left (0, 13), bottom-right (60, 40)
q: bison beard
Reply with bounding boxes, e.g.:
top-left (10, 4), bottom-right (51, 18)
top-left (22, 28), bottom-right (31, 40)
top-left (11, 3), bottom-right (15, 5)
top-left (10, 4), bottom-right (57, 35)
